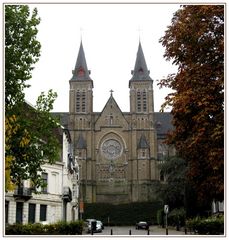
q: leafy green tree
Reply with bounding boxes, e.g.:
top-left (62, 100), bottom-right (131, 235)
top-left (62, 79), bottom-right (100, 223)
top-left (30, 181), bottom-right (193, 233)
top-left (156, 156), bottom-right (186, 209)
top-left (5, 5), bottom-right (60, 190)
top-left (156, 156), bottom-right (210, 217)
top-left (8, 90), bottom-right (60, 189)
top-left (159, 5), bottom-right (224, 203)
top-left (5, 5), bottom-right (41, 110)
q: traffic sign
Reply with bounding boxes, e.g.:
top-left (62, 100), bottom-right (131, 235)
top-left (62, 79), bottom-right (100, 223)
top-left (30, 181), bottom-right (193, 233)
top-left (164, 205), bottom-right (169, 214)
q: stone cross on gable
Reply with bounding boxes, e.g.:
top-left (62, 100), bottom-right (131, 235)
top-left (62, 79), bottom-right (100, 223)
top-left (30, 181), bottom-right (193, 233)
top-left (110, 89), bottom-right (114, 96)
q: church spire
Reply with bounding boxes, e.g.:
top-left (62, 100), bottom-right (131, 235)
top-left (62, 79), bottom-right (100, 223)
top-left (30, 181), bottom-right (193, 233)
top-left (71, 41), bottom-right (92, 81)
top-left (130, 41), bottom-right (152, 81)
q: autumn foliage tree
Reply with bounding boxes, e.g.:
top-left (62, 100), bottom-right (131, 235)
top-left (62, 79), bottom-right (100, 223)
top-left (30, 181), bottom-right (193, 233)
top-left (159, 5), bottom-right (224, 203)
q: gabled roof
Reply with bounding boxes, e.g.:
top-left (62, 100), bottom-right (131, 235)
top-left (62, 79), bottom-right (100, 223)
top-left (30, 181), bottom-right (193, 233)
top-left (76, 133), bottom-right (87, 149)
top-left (70, 41), bottom-right (92, 81)
top-left (137, 134), bottom-right (149, 149)
top-left (130, 42), bottom-right (153, 81)
top-left (94, 92), bottom-right (129, 129)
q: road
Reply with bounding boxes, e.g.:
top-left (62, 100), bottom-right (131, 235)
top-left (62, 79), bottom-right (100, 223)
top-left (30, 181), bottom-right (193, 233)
top-left (83, 226), bottom-right (188, 236)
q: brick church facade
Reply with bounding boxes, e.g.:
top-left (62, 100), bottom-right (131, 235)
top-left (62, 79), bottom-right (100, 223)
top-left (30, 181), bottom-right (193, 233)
top-left (56, 41), bottom-right (174, 204)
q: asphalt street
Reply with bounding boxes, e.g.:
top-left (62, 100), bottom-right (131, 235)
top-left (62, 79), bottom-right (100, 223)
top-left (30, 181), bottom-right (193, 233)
top-left (83, 225), bottom-right (189, 236)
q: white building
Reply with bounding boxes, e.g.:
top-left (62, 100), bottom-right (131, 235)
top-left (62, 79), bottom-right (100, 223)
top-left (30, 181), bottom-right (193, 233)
top-left (5, 126), bottom-right (79, 225)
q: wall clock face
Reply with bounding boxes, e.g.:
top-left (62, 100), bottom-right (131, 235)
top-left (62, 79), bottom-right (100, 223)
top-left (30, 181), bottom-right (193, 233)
top-left (101, 139), bottom-right (122, 160)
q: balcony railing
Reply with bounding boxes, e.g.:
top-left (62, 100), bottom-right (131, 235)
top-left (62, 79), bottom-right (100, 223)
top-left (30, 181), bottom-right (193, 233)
top-left (62, 187), bottom-right (72, 202)
top-left (13, 187), bottom-right (32, 201)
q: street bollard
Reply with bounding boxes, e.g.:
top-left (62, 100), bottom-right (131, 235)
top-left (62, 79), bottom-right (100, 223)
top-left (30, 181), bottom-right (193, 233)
top-left (185, 227), bottom-right (187, 235)
top-left (166, 228), bottom-right (168, 235)
top-left (111, 229), bottom-right (113, 235)
top-left (129, 229), bottom-right (131, 235)
top-left (147, 229), bottom-right (150, 235)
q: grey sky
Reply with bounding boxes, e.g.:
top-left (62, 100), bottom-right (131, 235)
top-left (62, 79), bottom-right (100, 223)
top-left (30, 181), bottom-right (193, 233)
top-left (24, 3), bottom-right (180, 112)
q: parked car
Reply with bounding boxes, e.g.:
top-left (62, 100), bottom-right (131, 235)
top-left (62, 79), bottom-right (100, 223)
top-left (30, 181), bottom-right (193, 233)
top-left (85, 219), bottom-right (102, 233)
top-left (136, 221), bottom-right (149, 230)
top-left (97, 220), bottom-right (104, 229)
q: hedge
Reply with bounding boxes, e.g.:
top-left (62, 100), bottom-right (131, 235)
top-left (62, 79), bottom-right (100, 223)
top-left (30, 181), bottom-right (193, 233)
top-left (5, 220), bottom-right (83, 235)
top-left (186, 215), bottom-right (224, 235)
top-left (83, 201), bottom-right (163, 226)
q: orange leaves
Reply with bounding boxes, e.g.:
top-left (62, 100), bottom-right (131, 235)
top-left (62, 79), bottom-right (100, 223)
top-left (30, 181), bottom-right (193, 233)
top-left (159, 5), bottom-right (224, 202)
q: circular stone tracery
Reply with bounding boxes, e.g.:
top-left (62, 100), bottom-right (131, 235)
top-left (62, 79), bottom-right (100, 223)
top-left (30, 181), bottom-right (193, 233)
top-left (101, 139), bottom-right (122, 160)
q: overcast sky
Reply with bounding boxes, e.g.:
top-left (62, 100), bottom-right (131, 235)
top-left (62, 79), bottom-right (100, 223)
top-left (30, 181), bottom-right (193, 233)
top-left (24, 3), bottom-right (180, 112)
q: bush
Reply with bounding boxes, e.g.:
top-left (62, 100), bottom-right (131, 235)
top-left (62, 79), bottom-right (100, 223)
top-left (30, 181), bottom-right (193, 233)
top-left (5, 221), bottom-right (83, 235)
top-left (186, 215), bottom-right (224, 235)
top-left (157, 209), bottom-right (165, 227)
top-left (168, 208), bottom-right (186, 227)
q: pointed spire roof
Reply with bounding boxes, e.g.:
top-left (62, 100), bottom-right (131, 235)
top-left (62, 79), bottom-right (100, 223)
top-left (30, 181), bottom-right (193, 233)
top-left (76, 133), bottom-right (87, 149)
top-left (71, 41), bottom-right (92, 81)
top-left (137, 134), bottom-right (149, 149)
top-left (130, 42), bottom-right (152, 81)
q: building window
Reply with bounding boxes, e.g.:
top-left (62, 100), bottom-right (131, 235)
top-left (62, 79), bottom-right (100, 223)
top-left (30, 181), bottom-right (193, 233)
top-left (137, 91), bottom-right (141, 112)
top-left (136, 90), bottom-right (147, 112)
top-left (16, 202), bottom-right (23, 223)
top-left (76, 91), bottom-right (86, 113)
top-left (41, 172), bottom-right (48, 194)
top-left (142, 91), bottom-right (147, 112)
top-left (40, 204), bottom-right (47, 221)
top-left (5, 201), bottom-right (9, 224)
top-left (28, 203), bottom-right (36, 223)
top-left (76, 91), bottom-right (81, 112)
top-left (82, 91), bottom-right (86, 112)
top-left (142, 151), bottom-right (145, 158)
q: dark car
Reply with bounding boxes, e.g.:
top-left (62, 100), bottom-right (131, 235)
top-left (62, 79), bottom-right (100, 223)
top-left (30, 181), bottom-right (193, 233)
top-left (136, 221), bottom-right (149, 230)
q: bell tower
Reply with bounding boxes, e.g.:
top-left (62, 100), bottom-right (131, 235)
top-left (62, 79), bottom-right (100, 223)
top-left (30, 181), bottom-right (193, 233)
top-left (129, 42), bottom-right (158, 202)
top-left (69, 41), bottom-right (95, 203)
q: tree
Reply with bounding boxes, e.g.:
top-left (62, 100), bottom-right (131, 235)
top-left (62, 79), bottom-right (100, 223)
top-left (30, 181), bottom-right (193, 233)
top-left (5, 5), bottom-right (60, 191)
top-left (7, 90), bottom-right (60, 189)
top-left (5, 5), bottom-right (41, 110)
top-left (158, 5), bottom-right (224, 202)
top-left (156, 156), bottom-right (211, 217)
top-left (157, 156), bottom-right (187, 209)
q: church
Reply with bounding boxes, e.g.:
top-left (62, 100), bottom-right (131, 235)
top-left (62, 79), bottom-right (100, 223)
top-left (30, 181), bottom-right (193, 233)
top-left (56, 41), bottom-right (174, 204)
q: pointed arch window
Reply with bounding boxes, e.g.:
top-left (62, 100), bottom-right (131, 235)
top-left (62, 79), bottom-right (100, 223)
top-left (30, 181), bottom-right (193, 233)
top-left (137, 91), bottom-right (141, 112)
top-left (142, 90), bottom-right (147, 112)
top-left (76, 90), bottom-right (87, 113)
top-left (136, 90), bottom-right (147, 113)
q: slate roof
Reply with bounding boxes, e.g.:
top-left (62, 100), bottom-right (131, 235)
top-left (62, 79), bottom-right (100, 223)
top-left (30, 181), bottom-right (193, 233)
top-left (51, 111), bottom-right (174, 139)
top-left (154, 112), bottom-right (174, 137)
top-left (70, 41), bottom-right (92, 81)
top-left (130, 42), bottom-right (153, 81)
top-left (52, 112), bottom-right (69, 128)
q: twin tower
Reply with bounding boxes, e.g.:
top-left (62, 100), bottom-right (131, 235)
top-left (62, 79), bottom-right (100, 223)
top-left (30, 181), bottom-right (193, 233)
top-left (68, 41), bottom-right (172, 204)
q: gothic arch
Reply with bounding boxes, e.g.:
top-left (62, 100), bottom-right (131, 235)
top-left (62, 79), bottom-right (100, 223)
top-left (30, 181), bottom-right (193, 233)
top-left (96, 131), bottom-right (127, 150)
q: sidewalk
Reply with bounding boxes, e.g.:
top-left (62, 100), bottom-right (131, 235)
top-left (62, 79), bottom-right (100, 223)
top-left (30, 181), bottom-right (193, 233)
top-left (149, 226), bottom-right (190, 235)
